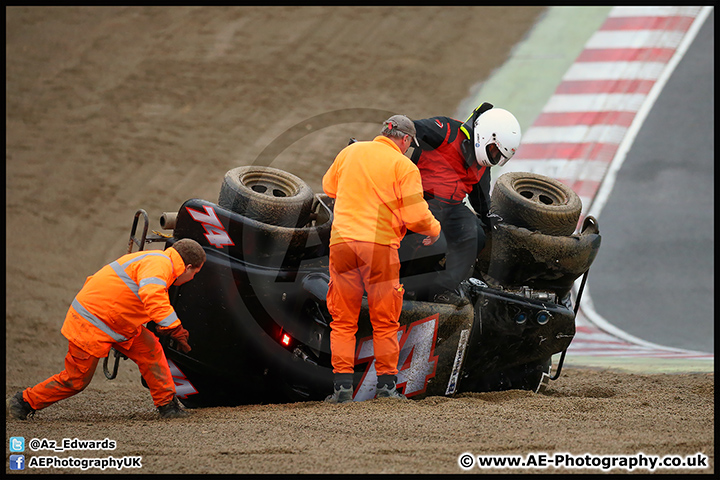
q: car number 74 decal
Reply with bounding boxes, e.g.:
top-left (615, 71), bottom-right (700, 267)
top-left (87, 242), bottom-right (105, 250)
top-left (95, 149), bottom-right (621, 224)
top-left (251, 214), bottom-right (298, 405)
top-left (186, 205), bottom-right (235, 249)
top-left (167, 359), bottom-right (199, 399)
top-left (353, 314), bottom-right (439, 401)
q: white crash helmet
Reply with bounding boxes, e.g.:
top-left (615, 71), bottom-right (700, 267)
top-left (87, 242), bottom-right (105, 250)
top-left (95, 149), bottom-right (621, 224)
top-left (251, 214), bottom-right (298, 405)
top-left (472, 108), bottom-right (522, 167)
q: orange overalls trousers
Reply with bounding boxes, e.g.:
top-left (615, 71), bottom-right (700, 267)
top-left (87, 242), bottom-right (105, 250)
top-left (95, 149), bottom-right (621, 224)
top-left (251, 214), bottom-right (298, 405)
top-left (23, 322), bottom-right (174, 410)
top-left (327, 241), bottom-right (403, 376)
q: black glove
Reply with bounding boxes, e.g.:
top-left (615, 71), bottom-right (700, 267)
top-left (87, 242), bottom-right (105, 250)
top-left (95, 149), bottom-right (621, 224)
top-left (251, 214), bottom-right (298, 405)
top-left (157, 325), bottom-right (191, 353)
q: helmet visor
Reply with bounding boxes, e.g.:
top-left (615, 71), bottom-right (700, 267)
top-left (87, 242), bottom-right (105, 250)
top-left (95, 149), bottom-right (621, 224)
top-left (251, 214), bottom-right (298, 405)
top-left (485, 142), bottom-right (509, 166)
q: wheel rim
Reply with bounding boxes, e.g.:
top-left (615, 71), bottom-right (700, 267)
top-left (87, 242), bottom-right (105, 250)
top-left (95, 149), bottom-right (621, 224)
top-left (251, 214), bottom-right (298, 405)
top-left (512, 177), bottom-right (570, 207)
top-left (240, 171), bottom-right (300, 198)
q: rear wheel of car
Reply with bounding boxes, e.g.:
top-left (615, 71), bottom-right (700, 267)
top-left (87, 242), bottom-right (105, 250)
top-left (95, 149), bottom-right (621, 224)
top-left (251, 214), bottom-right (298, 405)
top-left (491, 172), bottom-right (582, 236)
top-left (218, 166), bottom-right (314, 227)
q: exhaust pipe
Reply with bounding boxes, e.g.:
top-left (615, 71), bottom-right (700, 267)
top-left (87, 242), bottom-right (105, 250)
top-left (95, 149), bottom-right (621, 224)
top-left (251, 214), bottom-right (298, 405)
top-left (160, 212), bottom-right (177, 230)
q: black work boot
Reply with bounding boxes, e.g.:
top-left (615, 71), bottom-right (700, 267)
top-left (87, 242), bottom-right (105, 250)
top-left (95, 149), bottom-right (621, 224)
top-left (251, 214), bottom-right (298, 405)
top-left (7, 391), bottom-right (35, 420)
top-left (157, 396), bottom-right (189, 418)
top-left (325, 373), bottom-right (353, 404)
top-left (375, 375), bottom-right (407, 400)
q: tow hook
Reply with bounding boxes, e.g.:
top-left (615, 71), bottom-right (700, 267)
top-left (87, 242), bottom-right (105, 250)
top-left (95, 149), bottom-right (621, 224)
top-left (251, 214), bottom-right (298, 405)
top-left (103, 348), bottom-right (128, 380)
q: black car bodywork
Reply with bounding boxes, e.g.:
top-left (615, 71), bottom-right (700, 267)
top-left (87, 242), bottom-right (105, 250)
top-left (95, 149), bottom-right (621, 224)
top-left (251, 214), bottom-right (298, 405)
top-left (121, 168), bottom-right (600, 407)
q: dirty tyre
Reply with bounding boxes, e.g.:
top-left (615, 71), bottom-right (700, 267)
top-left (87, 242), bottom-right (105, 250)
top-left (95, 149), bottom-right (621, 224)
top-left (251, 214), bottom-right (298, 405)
top-left (492, 172), bottom-right (581, 236)
top-left (218, 166), bottom-right (314, 228)
top-left (476, 220), bottom-right (602, 296)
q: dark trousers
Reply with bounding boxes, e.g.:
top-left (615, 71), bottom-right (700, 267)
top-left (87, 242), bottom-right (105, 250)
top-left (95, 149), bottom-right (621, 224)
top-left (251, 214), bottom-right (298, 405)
top-left (399, 198), bottom-right (486, 299)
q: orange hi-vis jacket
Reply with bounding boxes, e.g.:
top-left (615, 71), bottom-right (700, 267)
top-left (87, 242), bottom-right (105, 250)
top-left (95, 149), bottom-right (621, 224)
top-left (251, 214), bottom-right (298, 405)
top-left (61, 248), bottom-right (186, 358)
top-left (323, 135), bottom-right (441, 248)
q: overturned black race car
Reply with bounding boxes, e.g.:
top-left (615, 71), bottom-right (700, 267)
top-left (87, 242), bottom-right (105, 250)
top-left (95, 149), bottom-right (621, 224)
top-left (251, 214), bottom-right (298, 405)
top-left (114, 166), bottom-right (601, 407)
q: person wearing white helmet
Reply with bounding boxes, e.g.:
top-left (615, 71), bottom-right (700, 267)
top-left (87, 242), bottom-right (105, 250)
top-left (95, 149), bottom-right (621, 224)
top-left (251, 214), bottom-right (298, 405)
top-left (465, 104), bottom-right (522, 168)
top-left (399, 102), bottom-right (522, 307)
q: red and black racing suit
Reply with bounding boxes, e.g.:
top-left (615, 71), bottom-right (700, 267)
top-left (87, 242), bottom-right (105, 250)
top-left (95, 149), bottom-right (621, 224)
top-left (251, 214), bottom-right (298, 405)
top-left (398, 116), bottom-right (492, 299)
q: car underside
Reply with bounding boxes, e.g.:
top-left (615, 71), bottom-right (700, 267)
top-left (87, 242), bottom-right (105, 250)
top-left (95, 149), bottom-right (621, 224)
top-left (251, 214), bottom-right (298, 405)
top-left (114, 166), bottom-right (601, 407)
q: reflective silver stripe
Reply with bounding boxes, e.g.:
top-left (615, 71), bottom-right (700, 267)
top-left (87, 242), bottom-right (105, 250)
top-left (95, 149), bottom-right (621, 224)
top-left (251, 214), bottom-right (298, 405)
top-left (139, 277), bottom-right (167, 289)
top-left (110, 261), bottom-right (140, 299)
top-left (111, 253), bottom-right (170, 300)
top-left (71, 298), bottom-right (128, 342)
top-left (156, 311), bottom-right (179, 327)
top-left (119, 252), bottom-right (168, 268)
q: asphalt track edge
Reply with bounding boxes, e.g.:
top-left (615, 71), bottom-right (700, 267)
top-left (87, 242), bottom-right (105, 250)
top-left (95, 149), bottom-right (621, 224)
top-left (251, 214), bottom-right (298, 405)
top-left (459, 6), bottom-right (714, 374)
top-left (574, 6), bottom-right (714, 374)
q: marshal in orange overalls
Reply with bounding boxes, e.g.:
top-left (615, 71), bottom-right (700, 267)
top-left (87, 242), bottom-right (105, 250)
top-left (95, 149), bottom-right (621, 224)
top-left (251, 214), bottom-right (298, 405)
top-left (22, 247), bottom-right (190, 410)
top-left (323, 135), bottom-right (441, 377)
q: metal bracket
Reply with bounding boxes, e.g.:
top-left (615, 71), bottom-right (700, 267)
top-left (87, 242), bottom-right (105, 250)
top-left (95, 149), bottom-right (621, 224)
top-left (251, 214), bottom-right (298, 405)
top-left (127, 208), bottom-right (168, 254)
top-left (128, 209), bottom-right (150, 254)
top-left (549, 267), bottom-right (591, 381)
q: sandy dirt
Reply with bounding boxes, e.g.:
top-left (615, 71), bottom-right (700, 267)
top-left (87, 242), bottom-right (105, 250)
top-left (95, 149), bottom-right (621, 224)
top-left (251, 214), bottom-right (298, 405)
top-left (6, 6), bottom-right (714, 474)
